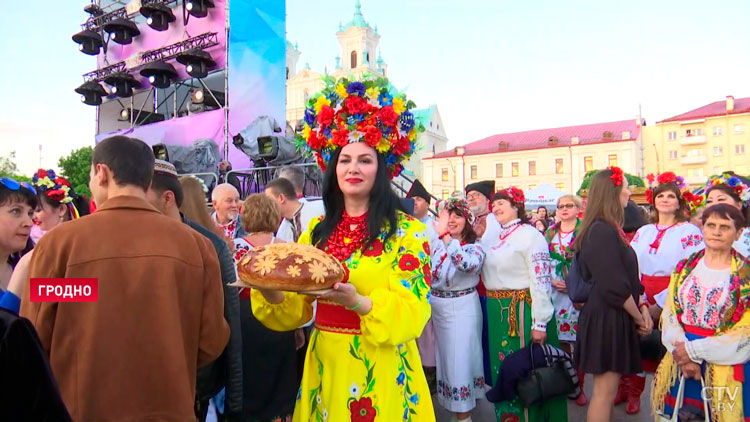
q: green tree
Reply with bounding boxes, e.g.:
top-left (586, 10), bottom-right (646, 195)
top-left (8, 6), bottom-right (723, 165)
top-left (576, 169), bottom-right (645, 196)
top-left (58, 146), bottom-right (93, 198)
top-left (0, 151), bottom-right (31, 181)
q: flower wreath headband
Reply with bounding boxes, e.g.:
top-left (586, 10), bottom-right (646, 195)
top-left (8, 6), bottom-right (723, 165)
top-left (31, 169), bottom-right (81, 219)
top-left (296, 75), bottom-right (425, 179)
top-left (644, 171), bottom-right (703, 215)
top-left (498, 186), bottom-right (525, 205)
top-left (182, 174), bottom-right (209, 194)
top-left (706, 172), bottom-right (750, 206)
top-left (435, 192), bottom-right (475, 224)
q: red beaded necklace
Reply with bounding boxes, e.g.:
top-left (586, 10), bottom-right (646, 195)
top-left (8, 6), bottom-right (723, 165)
top-left (322, 210), bottom-right (369, 261)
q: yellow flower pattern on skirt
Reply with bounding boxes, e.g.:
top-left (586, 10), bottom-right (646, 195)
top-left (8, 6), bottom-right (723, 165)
top-left (252, 211), bottom-right (435, 422)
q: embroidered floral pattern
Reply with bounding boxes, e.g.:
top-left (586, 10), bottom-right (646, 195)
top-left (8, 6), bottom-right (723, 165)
top-left (681, 233), bottom-right (703, 250)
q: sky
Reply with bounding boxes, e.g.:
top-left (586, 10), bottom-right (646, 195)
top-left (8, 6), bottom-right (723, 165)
top-left (2, 0), bottom-right (749, 175)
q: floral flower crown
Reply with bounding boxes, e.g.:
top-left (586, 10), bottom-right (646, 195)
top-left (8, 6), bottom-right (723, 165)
top-left (608, 166), bottom-right (624, 186)
top-left (644, 171), bottom-right (687, 204)
top-left (706, 172), bottom-right (750, 205)
top-left (182, 174), bottom-right (209, 194)
top-left (436, 192), bottom-right (475, 224)
top-left (499, 186), bottom-right (525, 205)
top-left (31, 169), bottom-right (74, 204)
top-left (296, 76), bottom-right (425, 179)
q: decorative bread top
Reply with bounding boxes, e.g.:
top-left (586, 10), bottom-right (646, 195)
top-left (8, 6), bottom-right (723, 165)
top-left (236, 242), bottom-right (344, 291)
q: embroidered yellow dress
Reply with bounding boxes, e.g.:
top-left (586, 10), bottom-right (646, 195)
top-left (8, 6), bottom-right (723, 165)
top-left (251, 211), bottom-right (434, 422)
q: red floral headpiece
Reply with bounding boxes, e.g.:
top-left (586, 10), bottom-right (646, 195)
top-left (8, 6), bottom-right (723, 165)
top-left (608, 166), bottom-right (624, 186)
top-left (501, 186), bottom-right (526, 205)
top-left (644, 171), bottom-right (688, 206)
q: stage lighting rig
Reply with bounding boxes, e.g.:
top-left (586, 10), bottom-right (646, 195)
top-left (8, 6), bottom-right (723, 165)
top-left (141, 2), bottom-right (176, 31)
top-left (176, 49), bottom-right (215, 79)
top-left (72, 29), bottom-right (104, 55)
top-left (140, 61), bottom-right (178, 89)
top-left (103, 18), bottom-right (140, 45)
top-left (75, 81), bottom-right (107, 106)
top-left (104, 72), bottom-right (141, 98)
top-left (119, 109), bottom-right (166, 126)
top-left (185, 0), bottom-right (215, 18)
top-left (83, 3), bottom-right (104, 16)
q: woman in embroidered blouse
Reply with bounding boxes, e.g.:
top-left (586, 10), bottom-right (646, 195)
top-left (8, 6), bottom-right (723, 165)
top-left (652, 204), bottom-right (750, 422)
top-left (573, 168), bottom-right (652, 422)
top-left (703, 171), bottom-right (750, 258)
top-left (543, 194), bottom-right (586, 406)
top-left (253, 141), bottom-right (433, 422)
top-left (626, 173), bottom-right (704, 414)
top-left (480, 187), bottom-right (566, 422)
top-left (430, 195), bottom-right (485, 422)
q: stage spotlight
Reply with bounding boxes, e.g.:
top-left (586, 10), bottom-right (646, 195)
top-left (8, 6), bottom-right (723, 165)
top-left (176, 49), bottom-right (215, 79)
top-left (141, 2), bottom-right (176, 31)
top-left (140, 61), bottom-right (178, 89)
top-left (104, 72), bottom-right (141, 98)
top-left (185, 0), bottom-right (215, 18)
top-left (75, 81), bottom-right (107, 106)
top-left (84, 3), bottom-right (104, 16)
top-left (119, 109), bottom-right (166, 126)
top-left (103, 18), bottom-right (140, 45)
top-left (72, 29), bottom-right (104, 55)
top-left (190, 88), bottom-right (224, 108)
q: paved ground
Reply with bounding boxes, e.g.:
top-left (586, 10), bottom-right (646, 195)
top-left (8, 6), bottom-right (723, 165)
top-left (432, 374), bottom-right (654, 422)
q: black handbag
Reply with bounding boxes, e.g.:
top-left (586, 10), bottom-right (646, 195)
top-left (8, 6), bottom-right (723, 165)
top-left (640, 328), bottom-right (667, 361)
top-left (566, 252), bottom-right (592, 303)
top-left (516, 344), bottom-right (576, 407)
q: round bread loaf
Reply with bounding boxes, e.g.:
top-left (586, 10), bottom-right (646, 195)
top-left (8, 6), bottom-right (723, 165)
top-left (236, 242), bottom-right (345, 291)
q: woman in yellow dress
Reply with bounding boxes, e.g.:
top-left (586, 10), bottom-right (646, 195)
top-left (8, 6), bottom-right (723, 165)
top-left (252, 77), bottom-right (434, 422)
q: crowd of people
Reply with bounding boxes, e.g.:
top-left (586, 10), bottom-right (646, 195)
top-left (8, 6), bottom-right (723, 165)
top-left (1, 76), bottom-right (749, 422)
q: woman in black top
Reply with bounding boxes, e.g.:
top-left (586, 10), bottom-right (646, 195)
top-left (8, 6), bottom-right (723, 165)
top-left (573, 168), bottom-right (652, 422)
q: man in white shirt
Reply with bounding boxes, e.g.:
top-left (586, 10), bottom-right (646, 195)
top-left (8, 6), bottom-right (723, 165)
top-left (211, 183), bottom-right (244, 239)
top-left (264, 177), bottom-right (325, 243)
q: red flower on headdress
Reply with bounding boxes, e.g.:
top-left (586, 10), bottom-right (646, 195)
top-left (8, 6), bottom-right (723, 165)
top-left (344, 95), bottom-right (369, 115)
top-left (54, 177), bottom-right (71, 187)
top-left (317, 105), bottom-right (335, 127)
top-left (364, 125), bottom-right (382, 147)
top-left (36, 169), bottom-right (48, 179)
top-left (388, 164), bottom-right (403, 179)
top-left (608, 166), bottom-right (624, 186)
top-left (393, 136), bottom-right (411, 156)
top-left (646, 173), bottom-right (655, 185)
top-left (307, 130), bottom-right (327, 150)
top-left (332, 128), bottom-right (349, 147)
top-left (47, 189), bottom-right (67, 202)
top-left (504, 187), bottom-right (525, 204)
top-left (315, 153), bottom-right (327, 172)
top-left (377, 105), bottom-right (399, 127)
top-left (645, 189), bottom-right (654, 205)
top-left (657, 171), bottom-right (677, 185)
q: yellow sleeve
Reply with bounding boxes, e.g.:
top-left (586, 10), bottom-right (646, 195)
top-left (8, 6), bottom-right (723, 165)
top-left (361, 215), bottom-right (432, 346)
top-left (249, 217), bottom-right (323, 331)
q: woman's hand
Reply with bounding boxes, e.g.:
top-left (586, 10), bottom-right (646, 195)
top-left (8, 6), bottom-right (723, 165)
top-left (256, 287), bottom-right (284, 304)
top-left (551, 279), bottom-right (567, 293)
top-left (680, 361), bottom-right (702, 381)
top-left (531, 329), bottom-right (547, 344)
top-left (673, 341), bottom-right (694, 366)
top-left (637, 305), bottom-right (654, 336)
top-left (320, 282), bottom-right (373, 315)
top-left (648, 303), bottom-right (662, 324)
top-left (433, 209), bottom-right (450, 237)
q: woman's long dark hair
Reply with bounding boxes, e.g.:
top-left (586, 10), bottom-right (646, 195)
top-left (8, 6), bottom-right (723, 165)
top-left (311, 147), bottom-right (402, 248)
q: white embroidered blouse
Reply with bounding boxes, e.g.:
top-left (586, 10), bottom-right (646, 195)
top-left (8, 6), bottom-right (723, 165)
top-left (630, 222), bottom-right (704, 277)
top-left (430, 239), bottom-right (485, 291)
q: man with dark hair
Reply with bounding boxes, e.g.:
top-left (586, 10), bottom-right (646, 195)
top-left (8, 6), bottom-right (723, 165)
top-left (277, 166), bottom-right (306, 198)
top-left (265, 177), bottom-right (324, 243)
top-left (148, 160), bottom-right (243, 422)
top-left (21, 136), bottom-right (230, 422)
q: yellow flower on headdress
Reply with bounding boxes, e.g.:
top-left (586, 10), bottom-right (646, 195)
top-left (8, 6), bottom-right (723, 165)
top-left (376, 138), bottom-right (390, 153)
top-left (365, 87), bottom-right (379, 102)
top-left (335, 84), bottom-right (348, 99)
top-left (314, 96), bottom-right (330, 113)
top-left (392, 97), bottom-right (406, 114)
top-left (40, 177), bottom-right (55, 189)
top-left (303, 125), bottom-right (311, 140)
top-left (408, 129), bottom-right (417, 141)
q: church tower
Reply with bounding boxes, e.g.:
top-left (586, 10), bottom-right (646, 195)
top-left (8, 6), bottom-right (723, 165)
top-left (335, 0), bottom-right (382, 78)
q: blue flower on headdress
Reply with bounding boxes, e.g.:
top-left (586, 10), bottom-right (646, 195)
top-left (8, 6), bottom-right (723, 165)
top-left (386, 154), bottom-right (398, 166)
top-left (379, 91), bottom-right (393, 106)
top-left (727, 177), bottom-right (741, 187)
top-left (399, 111), bottom-right (415, 132)
top-left (348, 114), bottom-right (365, 125)
top-left (323, 127), bottom-right (332, 138)
top-left (322, 149), bottom-right (332, 162)
top-left (326, 92), bottom-right (339, 103)
top-left (346, 81), bottom-right (366, 97)
top-left (304, 108), bottom-right (316, 126)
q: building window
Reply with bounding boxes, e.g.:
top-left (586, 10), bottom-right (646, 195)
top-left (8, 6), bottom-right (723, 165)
top-left (584, 156), bottom-right (593, 172)
top-left (735, 124), bottom-right (745, 134)
top-left (555, 158), bottom-right (564, 174)
top-left (713, 126), bottom-right (723, 136)
top-left (470, 165), bottom-right (478, 179)
top-left (736, 145), bottom-right (746, 155)
top-left (495, 163), bottom-right (503, 178)
top-left (555, 182), bottom-right (565, 190)
top-left (669, 150), bottom-right (678, 160)
top-left (528, 184), bottom-right (537, 190)
top-left (441, 168), bottom-right (448, 181)
top-left (689, 168), bottom-right (705, 177)
top-left (713, 146), bottom-right (723, 156)
top-left (685, 128), bottom-right (703, 137)
top-left (442, 189), bottom-right (449, 199)
top-left (608, 154), bottom-right (618, 167)
top-left (686, 148), bottom-right (703, 157)
top-left (668, 131), bottom-right (677, 140)
top-left (350, 50), bottom-right (357, 68)
top-left (511, 162), bottom-right (519, 177)
top-left (528, 161), bottom-right (536, 176)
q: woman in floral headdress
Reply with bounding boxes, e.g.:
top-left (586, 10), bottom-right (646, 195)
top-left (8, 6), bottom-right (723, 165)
top-left (430, 193), bottom-right (485, 422)
top-left (703, 171), bottom-right (750, 258)
top-left (252, 77), bottom-right (434, 422)
top-left (624, 172), bottom-right (704, 414)
top-left (480, 186), bottom-right (567, 422)
top-left (30, 169), bottom-right (90, 240)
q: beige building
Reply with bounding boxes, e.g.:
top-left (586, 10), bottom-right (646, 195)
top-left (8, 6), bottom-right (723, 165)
top-left (642, 95), bottom-right (750, 186)
top-left (422, 119), bottom-right (645, 199)
top-left (285, 1), bottom-right (447, 180)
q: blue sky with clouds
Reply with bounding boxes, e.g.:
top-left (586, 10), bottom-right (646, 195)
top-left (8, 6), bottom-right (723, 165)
top-left (2, 0), bottom-right (749, 174)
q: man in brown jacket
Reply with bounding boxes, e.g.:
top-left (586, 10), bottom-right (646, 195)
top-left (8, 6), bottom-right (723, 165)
top-left (21, 136), bottom-right (230, 422)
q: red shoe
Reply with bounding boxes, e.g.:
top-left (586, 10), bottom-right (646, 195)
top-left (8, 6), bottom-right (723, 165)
top-left (613, 376), bottom-right (627, 405)
top-left (625, 374), bottom-right (646, 415)
top-left (575, 369), bottom-right (587, 406)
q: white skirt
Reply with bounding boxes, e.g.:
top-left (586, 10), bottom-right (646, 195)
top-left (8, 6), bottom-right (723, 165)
top-left (552, 288), bottom-right (580, 343)
top-left (432, 291), bottom-right (485, 413)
